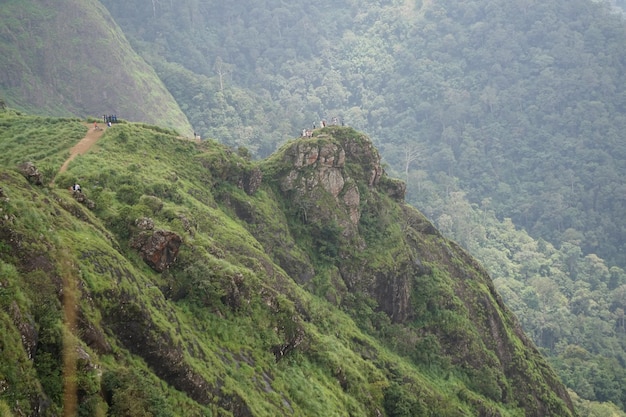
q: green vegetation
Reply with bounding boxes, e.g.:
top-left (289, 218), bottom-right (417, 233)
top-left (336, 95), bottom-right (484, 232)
top-left (85, 0), bottom-right (626, 412)
top-left (430, 191), bottom-right (626, 413)
top-left (0, 112), bottom-right (574, 416)
top-left (4, 0), bottom-right (626, 413)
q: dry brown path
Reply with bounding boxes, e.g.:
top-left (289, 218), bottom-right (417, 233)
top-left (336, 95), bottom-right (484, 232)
top-left (57, 123), bottom-right (105, 176)
top-left (51, 123), bottom-right (106, 186)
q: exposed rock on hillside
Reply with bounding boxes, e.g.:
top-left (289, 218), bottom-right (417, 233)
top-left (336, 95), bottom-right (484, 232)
top-left (130, 228), bottom-right (182, 272)
top-left (262, 127), bottom-right (575, 416)
top-left (17, 162), bottom-right (43, 186)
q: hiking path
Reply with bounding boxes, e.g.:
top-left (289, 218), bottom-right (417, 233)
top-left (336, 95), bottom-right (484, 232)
top-left (52, 123), bottom-right (105, 185)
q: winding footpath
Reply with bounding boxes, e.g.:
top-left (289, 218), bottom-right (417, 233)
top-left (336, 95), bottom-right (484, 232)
top-left (57, 122), bottom-right (105, 175)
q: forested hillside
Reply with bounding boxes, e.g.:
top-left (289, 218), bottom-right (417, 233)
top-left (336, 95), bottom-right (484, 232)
top-left (99, 0), bottom-right (626, 268)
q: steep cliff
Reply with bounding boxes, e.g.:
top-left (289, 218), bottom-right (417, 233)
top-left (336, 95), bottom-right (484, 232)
top-left (0, 112), bottom-right (575, 416)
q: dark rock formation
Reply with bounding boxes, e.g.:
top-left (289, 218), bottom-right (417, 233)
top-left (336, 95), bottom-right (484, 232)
top-left (9, 301), bottom-right (38, 359)
top-left (104, 292), bottom-right (213, 405)
top-left (130, 228), bottom-right (182, 272)
top-left (243, 166), bottom-right (263, 195)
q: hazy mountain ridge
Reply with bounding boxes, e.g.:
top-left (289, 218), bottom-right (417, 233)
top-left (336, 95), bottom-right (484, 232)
top-left (0, 111), bottom-right (575, 416)
top-left (0, 0), bottom-right (192, 135)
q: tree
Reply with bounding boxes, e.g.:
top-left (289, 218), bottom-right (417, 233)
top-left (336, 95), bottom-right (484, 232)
top-left (402, 142), bottom-right (424, 184)
top-left (213, 57), bottom-right (233, 92)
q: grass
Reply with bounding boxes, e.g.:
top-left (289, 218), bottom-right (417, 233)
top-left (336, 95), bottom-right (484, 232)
top-left (0, 112), bottom-right (85, 172)
top-left (0, 111), bottom-right (576, 417)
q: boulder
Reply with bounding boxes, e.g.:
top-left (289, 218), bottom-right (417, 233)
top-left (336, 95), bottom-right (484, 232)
top-left (72, 190), bottom-right (96, 209)
top-left (130, 229), bottom-right (182, 272)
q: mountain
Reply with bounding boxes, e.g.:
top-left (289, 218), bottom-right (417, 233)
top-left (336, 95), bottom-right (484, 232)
top-left (85, 0), bottom-right (626, 410)
top-left (0, 110), bottom-right (575, 416)
top-left (0, 0), bottom-right (192, 135)
top-left (2, 0), bottom-right (626, 413)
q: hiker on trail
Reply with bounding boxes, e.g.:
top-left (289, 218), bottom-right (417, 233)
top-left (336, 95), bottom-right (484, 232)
top-left (94, 121), bottom-right (98, 130)
top-left (72, 183), bottom-right (81, 193)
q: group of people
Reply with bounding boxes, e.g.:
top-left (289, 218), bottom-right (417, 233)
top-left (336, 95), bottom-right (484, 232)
top-left (103, 114), bottom-right (118, 124)
top-left (94, 114), bottom-right (117, 130)
top-left (302, 117), bottom-right (344, 137)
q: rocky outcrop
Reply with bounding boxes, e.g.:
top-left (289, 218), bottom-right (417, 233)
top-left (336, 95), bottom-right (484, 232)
top-left (243, 166), bottom-right (263, 195)
top-left (279, 137), bottom-right (369, 240)
top-left (17, 162), bottom-right (43, 185)
top-left (274, 130), bottom-right (417, 319)
top-left (71, 189), bottom-right (96, 209)
top-left (130, 227), bottom-right (182, 272)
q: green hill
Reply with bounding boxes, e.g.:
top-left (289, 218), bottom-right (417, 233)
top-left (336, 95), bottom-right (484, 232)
top-left (0, 0), bottom-right (192, 135)
top-left (0, 110), bottom-right (575, 416)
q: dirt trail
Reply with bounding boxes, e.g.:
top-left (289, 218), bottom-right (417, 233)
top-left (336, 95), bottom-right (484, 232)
top-left (53, 123), bottom-right (105, 184)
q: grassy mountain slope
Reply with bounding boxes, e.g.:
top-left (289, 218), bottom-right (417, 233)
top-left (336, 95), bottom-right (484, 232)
top-left (0, 110), bottom-right (575, 416)
top-left (0, 0), bottom-right (192, 135)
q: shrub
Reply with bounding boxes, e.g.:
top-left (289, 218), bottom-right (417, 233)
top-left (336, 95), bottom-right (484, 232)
top-left (116, 185), bottom-right (141, 205)
top-left (383, 382), bottom-right (425, 417)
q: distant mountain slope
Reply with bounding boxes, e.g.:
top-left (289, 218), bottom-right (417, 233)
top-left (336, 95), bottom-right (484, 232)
top-left (0, 0), bottom-right (192, 135)
top-left (0, 110), bottom-right (575, 416)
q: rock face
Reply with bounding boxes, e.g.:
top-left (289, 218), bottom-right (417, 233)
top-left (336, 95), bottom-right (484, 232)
top-left (9, 301), bottom-right (38, 360)
top-left (130, 228), bottom-right (182, 272)
top-left (72, 190), bottom-right (96, 209)
top-left (267, 129), bottom-right (575, 416)
top-left (279, 131), bottom-right (383, 241)
top-left (275, 130), bottom-right (416, 320)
